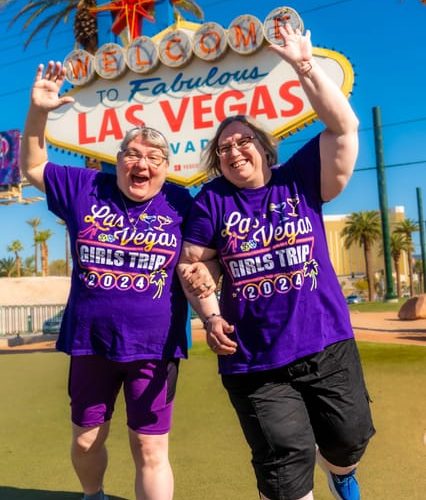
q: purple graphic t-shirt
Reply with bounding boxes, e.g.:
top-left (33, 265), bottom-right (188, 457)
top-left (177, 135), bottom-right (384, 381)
top-left (44, 163), bottom-right (191, 362)
top-left (184, 135), bottom-right (353, 374)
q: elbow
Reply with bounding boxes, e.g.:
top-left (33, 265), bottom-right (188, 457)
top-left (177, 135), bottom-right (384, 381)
top-left (322, 172), bottom-right (353, 202)
top-left (346, 110), bottom-right (359, 135)
top-left (335, 112), bottom-right (359, 136)
top-left (351, 113), bottom-right (360, 131)
top-left (340, 116), bottom-right (359, 137)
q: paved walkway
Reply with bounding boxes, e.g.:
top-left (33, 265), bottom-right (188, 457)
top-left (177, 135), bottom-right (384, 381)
top-left (349, 311), bottom-right (426, 346)
top-left (191, 312), bottom-right (426, 347)
top-left (1, 312), bottom-right (425, 353)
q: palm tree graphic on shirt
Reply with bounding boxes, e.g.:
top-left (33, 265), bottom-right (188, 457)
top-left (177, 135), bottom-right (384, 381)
top-left (150, 269), bottom-right (168, 298)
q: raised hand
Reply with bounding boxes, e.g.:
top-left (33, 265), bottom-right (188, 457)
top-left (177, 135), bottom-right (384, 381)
top-left (31, 61), bottom-right (74, 112)
top-left (268, 23), bottom-right (312, 67)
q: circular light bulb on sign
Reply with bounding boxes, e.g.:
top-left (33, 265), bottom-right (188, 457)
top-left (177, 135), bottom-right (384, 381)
top-left (158, 30), bottom-right (193, 68)
top-left (126, 36), bottom-right (159, 74)
top-left (263, 6), bottom-right (304, 46)
top-left (63, 49), bottom-right (95, 86)
top-left (94, 43), bottom-right (127, 80)
top-left (192, 22), bottom-right (227, 61)
top-left (227, 15), bottom-right (264, 55)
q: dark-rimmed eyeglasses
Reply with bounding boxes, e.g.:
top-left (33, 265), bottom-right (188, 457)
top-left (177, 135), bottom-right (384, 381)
top-left (216, 136), bottom-right (256, 157)
top-left (120, 149), bottom-right (167, 168)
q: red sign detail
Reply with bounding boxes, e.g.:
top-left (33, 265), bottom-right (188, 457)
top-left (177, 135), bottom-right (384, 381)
top-left (91, 0), bottom-right (155, 40)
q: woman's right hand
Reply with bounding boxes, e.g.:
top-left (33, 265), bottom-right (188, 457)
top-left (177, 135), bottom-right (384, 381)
top-left (182, 261), bottom-right (217, 298)
top-left (32, 61), bottom-right (74, 112)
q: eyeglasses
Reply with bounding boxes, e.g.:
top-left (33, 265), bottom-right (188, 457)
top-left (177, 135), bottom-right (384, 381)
top-left (120, 149), bottom-right (167, 168)
top-left (216, 136), bottom-right (256, 157)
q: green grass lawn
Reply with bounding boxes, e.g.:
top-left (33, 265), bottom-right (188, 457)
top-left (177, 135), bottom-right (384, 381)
top-left (348, 298), bottom-right (408, 313)
top-left (0, 341), bottom-right (425, 499)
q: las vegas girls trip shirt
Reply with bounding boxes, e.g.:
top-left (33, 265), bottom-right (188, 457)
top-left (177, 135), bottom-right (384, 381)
top-left (44, 164), bottom-right (191, 362)
top-left (184, 135), bottom-right (354, 374)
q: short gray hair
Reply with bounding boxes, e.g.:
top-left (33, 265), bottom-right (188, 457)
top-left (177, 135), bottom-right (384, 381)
top-left (120, 126), bottom-right (170, 159)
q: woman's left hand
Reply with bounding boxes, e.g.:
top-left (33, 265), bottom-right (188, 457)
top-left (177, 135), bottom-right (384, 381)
top-left (205, 316), bottom-right (237, 355)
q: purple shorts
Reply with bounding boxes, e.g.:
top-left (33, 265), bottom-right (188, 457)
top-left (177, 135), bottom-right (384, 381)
top-left (68, 355), bottom-right (179, 434)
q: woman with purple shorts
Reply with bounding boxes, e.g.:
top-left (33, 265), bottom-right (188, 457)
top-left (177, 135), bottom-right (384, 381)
top-left (20, 61), bottom-right (215, 500)
top-left (179, 24), bottom-right (375, 500)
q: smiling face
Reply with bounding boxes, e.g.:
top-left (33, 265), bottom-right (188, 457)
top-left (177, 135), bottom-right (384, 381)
top-left (217, 121), bottom-right (271, 189)
top-left (116, 136), bottom-right (168, 202)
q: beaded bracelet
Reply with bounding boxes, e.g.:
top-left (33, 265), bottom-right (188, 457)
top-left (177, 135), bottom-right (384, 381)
top-left (202, 313), bottom-right (222, 328)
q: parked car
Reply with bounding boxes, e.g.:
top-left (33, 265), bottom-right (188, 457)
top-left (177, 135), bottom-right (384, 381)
top-left (42, 310), bottom-right (64, 334)
top-left (345, 294), bottom-right (363, 305)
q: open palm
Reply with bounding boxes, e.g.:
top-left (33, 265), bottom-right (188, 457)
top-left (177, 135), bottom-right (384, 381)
top-left (269, 24), bottom-right (312, 65)
top-left (31, 62), bottom-right (74, 112)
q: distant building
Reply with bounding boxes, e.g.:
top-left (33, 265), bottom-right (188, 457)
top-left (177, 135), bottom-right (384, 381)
top-left (323, 206), bottom-right (409, 288)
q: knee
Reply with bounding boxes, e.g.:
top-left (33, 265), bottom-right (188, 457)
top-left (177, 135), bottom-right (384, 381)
top-left (318, 433), bottom-right (372, 470)
top-left (72, 426), bottom-right (107, 454)
top-left (317, 449), bottom-right (358, 475)
top-left (141, 442), bottom-right (162, 466)
top-left (130, 432), bottom-right (169, 469)
top-left (320, 457), bottom-right (358, 475)
top-left (253, 443), bottom-right (316, 500)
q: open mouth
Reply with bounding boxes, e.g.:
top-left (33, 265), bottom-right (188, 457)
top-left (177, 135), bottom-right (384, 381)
top-left (230, 159), bottom-right (247, 169)
top-left (131, 173), bottom-right (149, 185)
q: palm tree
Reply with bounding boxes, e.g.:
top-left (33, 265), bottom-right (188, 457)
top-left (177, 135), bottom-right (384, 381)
top-left (57, 219), bottom-right (71, 276)
top-left (0, 256), bottom-right (17, 277)
top-left (389, 232), bottom-right (410, 298)
top-left (413, 259), bottom-right (424, 294)
top-left (35, 229), bottom-right (53, 277)
top-left (26, 217), bottom-right (41, 275)
top-left (394, 218), bottom-right (419, 297)
top-left (7, 240), bottom-right (24, 277)
top-left (23, 255), bottom-right (36, 276)
top-left (7, 0), bottom-right (99, 53)
top-left (8, 0), bottom-right (102, 169)
top-left (169, 0), bottom-right (203, 21)
top-left (341, 211), bottom-right (382, 302)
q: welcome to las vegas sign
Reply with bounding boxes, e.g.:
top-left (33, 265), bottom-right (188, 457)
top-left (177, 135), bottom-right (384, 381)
top-left (46, 7), bottom-right (354, 187)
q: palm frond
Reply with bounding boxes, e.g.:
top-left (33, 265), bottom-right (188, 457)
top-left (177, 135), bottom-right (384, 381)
top-left (10, 0), bottom-right (79, 48)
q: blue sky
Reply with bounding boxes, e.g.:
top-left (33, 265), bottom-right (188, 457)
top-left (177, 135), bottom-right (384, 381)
top-left (1, 0), bottom-right (426, 264)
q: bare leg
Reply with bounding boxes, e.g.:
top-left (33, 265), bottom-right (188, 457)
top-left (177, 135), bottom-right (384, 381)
top-left (128, 429), bottom-right (173, 500)
top-left (317, 449), bottom-right (360, 499)
top-left (71, 422), bottom-right (110, 495)
top-left (260, 491), bottom-right (314, 500)
top-left (317, 450), bottom-right (358, 475)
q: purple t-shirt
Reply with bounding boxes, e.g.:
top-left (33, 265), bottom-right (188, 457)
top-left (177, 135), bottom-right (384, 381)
top-left (184, 135), bottom-right (353, 374)
top-left (44, 163), bottom-right (191, 362)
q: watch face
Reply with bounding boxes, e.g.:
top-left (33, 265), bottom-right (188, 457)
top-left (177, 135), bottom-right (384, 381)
top-left (263, 7), bottom-right (304, 46)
